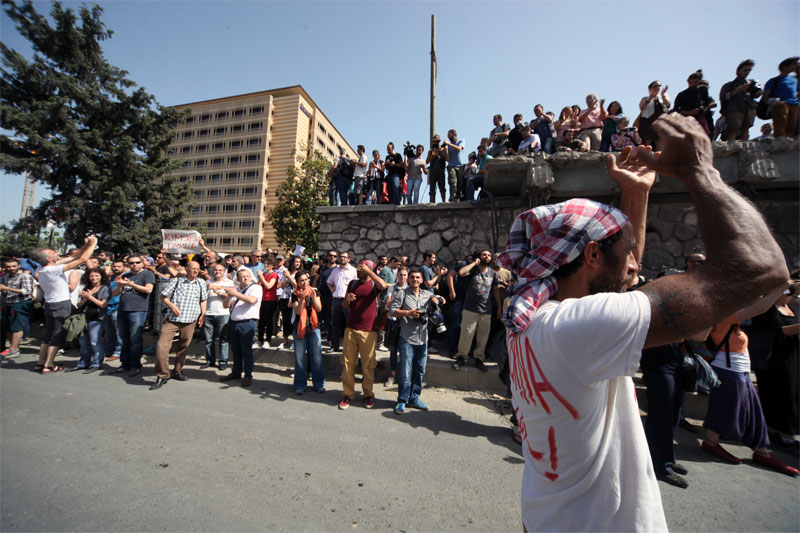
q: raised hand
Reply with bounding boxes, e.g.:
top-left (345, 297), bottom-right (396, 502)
top-left (605, 145), bottom-right (657, 193)
top-left (628, 114), bottom-right (713, 182)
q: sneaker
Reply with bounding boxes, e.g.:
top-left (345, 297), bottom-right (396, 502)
top-left (262, 341), bottom-right (271, 349)
top-left (105, 355), bottom-right (119, 361)
top-left (376, 344), bottom-right (388, 352)
top-left (394, 402), bottom-right (406, 415)
top-left (384, 375), bottom-right (395, 387)
top-left (452, 356), bottom-right (466, 370)
top-left (252, 342), bottom-right (261, 349)
top-left (338, 397), bottom-right (352, 410)
top-left (408, 399), bottom-right (428, 411)
top-left (218, 362), bottom-right (227, 372)
top-left (475, 359), bottom-right (488, 372)
top-left (364, 396), bottom-right (375, 409)
top-left (1, 349), bottom-right (20, 359)
top-left (277, 342), bottom-right (286, 350)
top-left (752, 451), bottom-right (800, 477)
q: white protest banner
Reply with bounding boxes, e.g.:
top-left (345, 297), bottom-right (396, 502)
top-left (161, 229), bottom-right (204, 254)
top-left (292, 244), bottom-right (306, 258)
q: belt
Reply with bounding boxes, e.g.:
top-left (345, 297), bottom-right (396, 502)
top-left (232, 318), bottom-right (258, 323)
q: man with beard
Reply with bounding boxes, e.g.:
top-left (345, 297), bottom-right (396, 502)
top-left (452, 250), bottom-right (500, 372)
top-left (497, 114), bottom-right (789, 532)
top-left (338, 260), bottom-right (388, 410)
top-left (111, 254), bottom-right (155, 377)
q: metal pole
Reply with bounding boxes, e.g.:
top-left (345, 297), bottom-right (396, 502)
top-left (430, 14), bottom-right (436, 143)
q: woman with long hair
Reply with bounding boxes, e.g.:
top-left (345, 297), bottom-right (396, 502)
top-left (290, 272), bottom-right (325, 394)
top-left (70, 268), bottom-right (110, 372)
top-left (278, 256), bottom-right (303, 349)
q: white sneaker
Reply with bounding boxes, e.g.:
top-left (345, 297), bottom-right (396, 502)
top-left (252, 342), bottom-right (261, 349)
top-left (262, 341), bottom-right (271, 349)
top-left (376, 344), bottom-right (388, 352)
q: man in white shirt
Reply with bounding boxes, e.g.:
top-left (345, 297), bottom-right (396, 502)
top-left (498, 113), bottom-right (788, 532)
top-left (353, 145), bottom-right (368, 205)
top-left (31, 236), bottom-right (97, 373)
top-left (325, 251), bottom-right (357, 353)
top-left (203, 263), bottom-right (234, 371)
top-left (220, 269), bottom-right (262, 387)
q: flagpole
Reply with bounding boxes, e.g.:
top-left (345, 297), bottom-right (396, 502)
top-left (430, 14), bottom-right (436, 142)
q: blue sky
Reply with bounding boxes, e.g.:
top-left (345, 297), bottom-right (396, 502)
top-left (2, 0), bottom-right (799, 227)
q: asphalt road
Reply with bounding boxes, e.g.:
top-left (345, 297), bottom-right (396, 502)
top-left (1, 345), bottom-right (798, 532)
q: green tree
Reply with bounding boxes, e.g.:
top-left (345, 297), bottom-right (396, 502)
top-left (268, 148), bottom-right (332, 257)
top-left (0, 0), bottom-right (192, 255)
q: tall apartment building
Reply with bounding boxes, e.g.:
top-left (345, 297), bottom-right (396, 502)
top-left (165, 85), bottom-right (355, 254)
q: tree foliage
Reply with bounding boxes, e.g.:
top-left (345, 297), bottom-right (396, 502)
top-left (0, 0), bottom-right (192, 254)
top-left (268, 148), bottom-right (332, 257)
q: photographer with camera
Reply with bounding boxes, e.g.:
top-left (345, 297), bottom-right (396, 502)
top-left (426, 134), bottom-right (449, 204)
top-left (384, 142), bottom-right (404, 205)
top-left (719, 59), bottom-right (762, 141)
top-left (611, 117), bottom-right (642, 151)
top-left (488, 114), bottom-right (510, 157)
top-left (389, 269), bottom-right (445, 414)
top-left (452, 250), bottom-right (500, 372)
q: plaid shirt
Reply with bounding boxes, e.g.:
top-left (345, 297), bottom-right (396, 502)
top-left (497, 199), bottom-right (628, 334)
top-left (611, 132), bottom-right (637, 150)
top-left (161, 277), bottom-right (208, 324)
top-left (0, 271), bottom-right (35, 305)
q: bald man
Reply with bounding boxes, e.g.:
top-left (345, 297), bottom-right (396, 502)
top-left (152, 261), bottom-right (208, 390)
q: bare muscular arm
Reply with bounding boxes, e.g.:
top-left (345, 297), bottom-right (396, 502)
top-left (631, 114), bottom-right (788, 347)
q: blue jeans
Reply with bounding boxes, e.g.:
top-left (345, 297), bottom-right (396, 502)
top-left (397, 337), bottom-right (428, 404)
top-left (542, 137), bottom-right (555, 154)
top-left (118, 311), bottom-right (147, 370)
top-left (466, 174), bottom-right (484, 202)
top-left (293, 327), bottom-right (325, 392)
top-left (104, 310), bottom-right (121, 357)
top-left (447, 300), bottom-right (464, 356)
top-left (230, 319), bottom-right (257, 378)
top-left (387, 174), bottom-right (401, 205)
top-left (641, 344), bottom-right (685, 476)
top-left (78, 320), bottom-right (105, 368)
top-left (328, 180), bottom-right (339, 206)
top-left (407, 177), bottom-right (422, 204)
top-left (204, 314), bottom-right (229, 364)
top-left (336, 175), bottom-right (352, 206)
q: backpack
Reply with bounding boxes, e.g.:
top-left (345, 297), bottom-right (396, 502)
top-left (338, 156), bottom-right (355, 180)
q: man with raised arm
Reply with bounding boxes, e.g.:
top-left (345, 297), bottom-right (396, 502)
top-left (30, 236), bottom-right (97, 373)
top-left (498, 113), bottom-right (788, 532)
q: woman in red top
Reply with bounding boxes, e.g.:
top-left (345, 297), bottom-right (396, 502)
top-left (257, 258), bottom-right (279, 348)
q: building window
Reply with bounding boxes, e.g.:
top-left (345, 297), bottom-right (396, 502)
top-left (246, 154), bottom-right (259, 162)
top-left (216, 111), bottom-right (227, 120)
top-left (194, 191), bottom-right (203, 198)
top-left (319, 124), bottom-right (327, 134)
top-left (206, 205), bottom-right (219, 213)
top-left (179, 176), bottom-right (189, 183)
top-left (249, 122), bottom-right (262, 131)
top-left (221, 237), bottom-right (232, 245)
top-left (213, 142), bottom-right (224, 151)
top-left (212, 158), bottom-right (223, 166)
top-left (251, 106), bottom-right (264, 114)
top-left (225, 188), bottom-right (238, 196)
top-left (227, 172), bottom-right (240, 181)
top-left (181, 161), bottom-right (190, 169)
top-left (327, 134), bottom-right (334, 143)
top-left (223, 220), bottom-right (235, 229)
top-left (198, 129), bottom-right (210, 137)
top-left (317, 138), bottom-right (325, 149)
top-left (231, 124), bottom-right (244, 133)
top-left (188, 222), bottom-right (197, 227)
top-left (240, 220), bottom-right (254, 229)
top-left (223, 205), bottom-right (237, 213)
top-left (206, 221), bottom-right (218, 229)
top-left (183, 131), bottom-right (194, 139)
top-left (243, 186), bottom-right (257, 195)
top-left (208, 189), bottom-right (220, 197)
top-left (242, 203), bottom-right (255, 212)
top-left (336, 144), bottom-right (343, 154)
top-left (229, 156), bottom-right (241, 164)
top-left (197, 144), bottom-right (208, 152)
top-left (195, 160), bottom-right (207, 167)
top-left (327, 148), bottom-right (334, 157)
top-left (210, 173), bottom-right (222, 182)
top-left (185, 116), bottom-right (195, 124)
top-left (181, 146), bottom-right (192, 154)
top-left (214, 127), bottom-right (226, 135)
top-left (248, 138), bottom-right (261, 146)
top-left (205, 237), bottom-right (215, 245)
top-left (191, 206), bottom-right (201, 214)
top-left (230, 140), bottom-right (242, 149)
top-left (194, 175), bottom-right (204, 183)
top-left (200, 114), bottom-right (211, 122)
top-left (167, 148), bottom-right (176, 155)
top-left (239, 237), bottom-right (253, 246)
top-left (245, 170), bottom-right (258, 178)
top-left (233, 109), bottom-right (245, 117)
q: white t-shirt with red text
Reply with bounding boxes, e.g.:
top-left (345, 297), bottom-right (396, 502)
top-left (508, 290), bottom-right (666, 532)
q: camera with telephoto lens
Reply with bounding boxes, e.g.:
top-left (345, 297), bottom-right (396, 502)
top-left (748, 79), bottom-right (762, 96)
top-left (417, 298), bottom-right (447, 334)
top-left (403, 141), bottom-right (416, 158)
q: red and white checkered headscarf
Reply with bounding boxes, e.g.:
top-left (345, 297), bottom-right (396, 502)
top-left (497, 199), bottom-right (629, 333)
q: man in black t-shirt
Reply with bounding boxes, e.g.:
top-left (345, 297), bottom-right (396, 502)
top-left (384, 142), bottom-right (404, 206)
top-left (452, 250), bottom-right (499, 372)
top-left (110, 255), bottom-right (155, 377)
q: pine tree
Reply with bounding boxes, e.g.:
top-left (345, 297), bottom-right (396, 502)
top-left (0, 0), bottom-right (192, 254)
top-left (268, 148), bottom-right (332, 256)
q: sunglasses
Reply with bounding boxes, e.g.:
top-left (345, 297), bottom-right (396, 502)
top-left (128, 261), bottom-right (142, 265)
